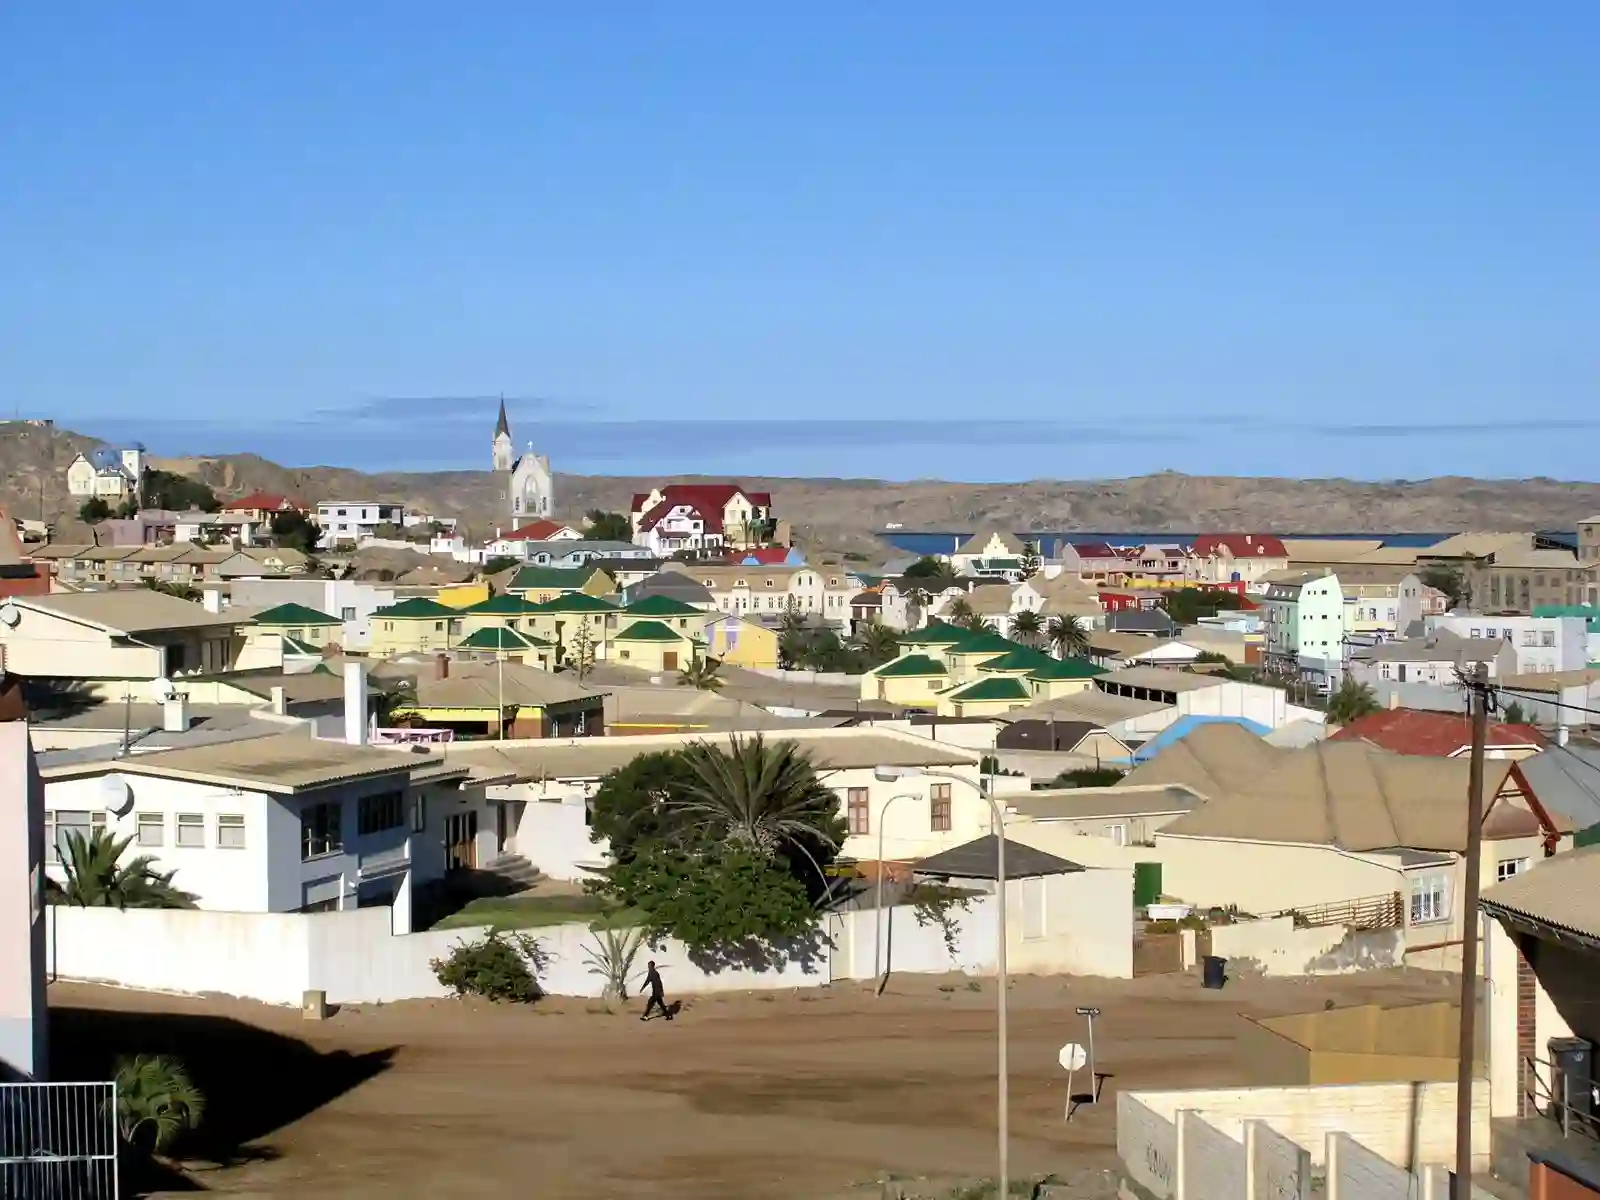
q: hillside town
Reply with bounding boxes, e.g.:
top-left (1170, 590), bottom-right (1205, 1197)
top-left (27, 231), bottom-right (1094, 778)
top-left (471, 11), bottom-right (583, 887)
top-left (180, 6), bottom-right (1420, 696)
top-left (2, 414), bottom-right (1599, 1197)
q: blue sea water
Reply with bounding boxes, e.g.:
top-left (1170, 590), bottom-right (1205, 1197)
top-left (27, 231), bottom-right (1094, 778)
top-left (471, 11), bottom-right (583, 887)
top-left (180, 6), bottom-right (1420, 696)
top-left (880, 530), bottom-right (1454, 556)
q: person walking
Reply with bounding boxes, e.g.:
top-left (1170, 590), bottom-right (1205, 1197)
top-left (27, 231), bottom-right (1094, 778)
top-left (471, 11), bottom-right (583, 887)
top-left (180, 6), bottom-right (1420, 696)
top-left (640, 960), bottom-right (673, 1021)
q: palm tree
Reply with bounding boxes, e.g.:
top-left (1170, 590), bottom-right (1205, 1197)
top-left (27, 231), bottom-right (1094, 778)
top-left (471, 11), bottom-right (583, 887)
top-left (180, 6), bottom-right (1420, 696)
top-left (55, 829), bottom-right (197, 909)
top-left (673, 735), bottom-right (842, 863)
top-left (946, 596), bottom-right (975, 624)
top-left (113, 1054), bottom-right (205, 1155)
top-left (1046, 613), bottom-right (1091, 658)
top-left (677, 655), bottom-right (725, 691)
top-left (854, 621), bottom-right (899, 664)
top-left (1326, 677), bottom-right (1381, 724)
top-left (1009, 609), bottom-right (1043, 645)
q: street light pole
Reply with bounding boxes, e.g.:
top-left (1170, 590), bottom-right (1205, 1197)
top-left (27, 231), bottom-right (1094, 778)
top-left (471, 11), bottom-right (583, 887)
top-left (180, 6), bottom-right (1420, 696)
top-left (875, 764), bottom-right (1008, 1197)
top-left (873, 792), bottom-right (921, 994)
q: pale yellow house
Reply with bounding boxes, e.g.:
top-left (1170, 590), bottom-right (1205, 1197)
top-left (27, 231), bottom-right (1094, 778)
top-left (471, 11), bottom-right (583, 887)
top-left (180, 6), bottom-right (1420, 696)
top-left (239, 601), bottom-right (344, 669)
top-left (701, 614), bottom-right (779, 670)
top-left (453, 624), bottom-right (555, 670)
top-left (609, 619), bottom-right (697, 672)
top-left (0, 590), bottom-right (245, 700)
top-left (935, 675), bottom-right (1034, 718)
top-left (522, 593), bottom-right (616, 667)
top-left (613, 594), bottom-right (704, 639)
top-left (505, 565), bottom-right (617, 604)
top-left (368, 597), bottom-right (460, 655)
top-left (457, 593), bottom-right (545, 638)
top-left (662, 562), bottom-right (859, 624)
top-left (862, 653), bottom-right (950, 706)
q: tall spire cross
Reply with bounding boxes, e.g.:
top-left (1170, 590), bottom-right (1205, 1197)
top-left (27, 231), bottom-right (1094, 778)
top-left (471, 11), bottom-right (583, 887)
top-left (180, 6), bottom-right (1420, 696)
top-left (494, 394), bottom-right (510, 439)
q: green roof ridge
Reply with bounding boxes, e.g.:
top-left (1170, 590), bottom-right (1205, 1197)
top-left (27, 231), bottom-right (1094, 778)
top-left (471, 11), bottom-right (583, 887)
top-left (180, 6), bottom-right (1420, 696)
top-left (873, 654), bottom-right (949, 678)
top-left (252, 602), bottom-right (342, 627)
top-left (612, 619), bottom-right (686, 642)
top-left (373, 597), bottom-right (454, 619)
top-left (1027, 657), bottom-right (1107, 680)
top-left (623, 594), bottom-right (704, 616)
top-left (467, 594), bottom-right (544, 614)
top-left (945, 676), bottom-right (1032, 701)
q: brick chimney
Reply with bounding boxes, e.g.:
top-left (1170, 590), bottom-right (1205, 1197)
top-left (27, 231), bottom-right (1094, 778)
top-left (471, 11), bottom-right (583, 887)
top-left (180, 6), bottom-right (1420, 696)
top-left (435, 653), bottom-right (450, 680)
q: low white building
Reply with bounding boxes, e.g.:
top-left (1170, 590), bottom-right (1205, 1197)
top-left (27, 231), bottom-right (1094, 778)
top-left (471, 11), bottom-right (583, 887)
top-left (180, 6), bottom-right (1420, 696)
top-left (315, 501), bottom-right (407, 548)
top-left (1091, 666), bottom-right (1322, 731)
top-left (1424, 613), bottom-right (1589, 675)
top-left (1348, 631), bottom-right (1518, 689)
top-left (39, 670), bottom-right (497, 930)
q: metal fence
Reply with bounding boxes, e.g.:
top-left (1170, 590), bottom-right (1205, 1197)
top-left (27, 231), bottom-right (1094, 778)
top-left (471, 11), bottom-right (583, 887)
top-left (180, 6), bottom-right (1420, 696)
top-left (0, 1081), bottom-right (119, 1199)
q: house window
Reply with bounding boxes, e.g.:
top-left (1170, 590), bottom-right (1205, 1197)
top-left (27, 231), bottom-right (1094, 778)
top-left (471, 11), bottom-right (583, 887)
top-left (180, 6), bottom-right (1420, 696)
top-left (930, 784), bottom-right (951, 832)
top-left (410, 795), bottom-right (427, 833)
top-left (136, 812), bottom-right (164, 847)
top-left (1496, 857), bottom-right (1528, 882)
top-left (47, 810), bottom-right (106, 861)
top-left (175, 813), bottom-right (205, 848)
top-left (358, 791), bottom-right (404, 835)
top-left (1107, 823), bottom-right (1128, 846)
top-left (301, 801), bottom-right (343, 860)
top-left (847, 788), bottom-right (870, 835)
top-left (341, 607), bottom-right (356, 620)
top-left (1409, 873), bottom-right (1450, 924)
top-left (217, 814), bottom-right (246, 849)
top-left (1541, 631), bottom-right (1556, 647)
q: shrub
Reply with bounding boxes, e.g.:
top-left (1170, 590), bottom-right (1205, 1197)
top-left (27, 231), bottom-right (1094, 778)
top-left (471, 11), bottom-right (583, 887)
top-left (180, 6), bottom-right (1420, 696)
top-left (113, 1054), bottom-right (205, 1156)
top-left (431, 929), bottom-right (548, 1002)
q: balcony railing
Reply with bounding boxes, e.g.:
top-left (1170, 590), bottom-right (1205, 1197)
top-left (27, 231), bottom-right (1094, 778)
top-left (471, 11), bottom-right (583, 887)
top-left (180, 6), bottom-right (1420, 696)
top-left (1263, 891), bottom-right (1404, 931)
top-left (1523, 1054), bottom-right (1600, 1141)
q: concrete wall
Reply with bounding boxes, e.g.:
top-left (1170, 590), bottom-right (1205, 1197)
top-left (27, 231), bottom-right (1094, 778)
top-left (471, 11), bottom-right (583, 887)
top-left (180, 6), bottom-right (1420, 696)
top-left (1117, 1094), bottom-right (1312, 1200)
top-left (1130, 1080), bottom-right (1489, 1172)
top-left (0, 723), bottom-right (47, 1080)
top-left (1154, 836), bottom-right (1402, 917)
top-left (1208, 916), bottom-right (1404, 977)
top-left (1179, 1109), bottom-right (1246, 1199)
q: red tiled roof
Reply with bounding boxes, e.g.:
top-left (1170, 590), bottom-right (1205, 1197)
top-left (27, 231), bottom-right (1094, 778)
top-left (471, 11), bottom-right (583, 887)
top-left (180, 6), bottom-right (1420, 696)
top-left (1328, 708), bottom-right (1545, 757)
top-left (1073, 542), bottom-right (1121, 559)
top-left (630, 493), bottom-right (650, 512)
top-left (1191, 534), bottom-right (1288, 558)
top-left (631, 484), bottom-right (769, 517)
top-left (494, 519), bottom-right (574, 543)
top-left (224, 491), bottom-right (300, 512)
top-left (740, 546), bottom-right (789, 564)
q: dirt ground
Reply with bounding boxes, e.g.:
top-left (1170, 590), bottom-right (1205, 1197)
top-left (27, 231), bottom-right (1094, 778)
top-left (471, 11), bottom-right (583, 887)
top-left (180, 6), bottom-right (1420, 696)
top-left (50, 968), bottom-right (1459, 1199)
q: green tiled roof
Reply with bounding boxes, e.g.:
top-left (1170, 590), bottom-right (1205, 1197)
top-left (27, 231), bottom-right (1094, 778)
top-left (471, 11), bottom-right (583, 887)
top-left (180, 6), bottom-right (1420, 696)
top-left (251, 602), bottom-right (342, 627)
top-left (612, 619), bottom-right (687, 643)
top-left (1027, 657), bottom-right (1107, 681)
top-left (944, 676), bottom-right (1032, 702)
top-left (529, 592), bottom-right (617, 614)
top-left (466, 594), bottom-right (544, 615)
top-left (281, 635), bottom-right (320, 656)
top-left (373, 597), bottom-right (454, 620)
top-left (974, 557), bottom-right (1024, 570)
top-left (949, 629), bottom-right (1020, 655)
top-left (897, 621), bottom-right (969, 646)
top-left (508, 565), bottom-right (597, 592)
top-left (975, 647), bottom-right (1056, 674)
top-left (873, 654), bottom-right (949, 678)
top-left (1534, 605), bottom-right (1600, 631)
top-left (623, 594), bottom-right (704, 617)
top-left (457, 626), bottom-right (550, 651)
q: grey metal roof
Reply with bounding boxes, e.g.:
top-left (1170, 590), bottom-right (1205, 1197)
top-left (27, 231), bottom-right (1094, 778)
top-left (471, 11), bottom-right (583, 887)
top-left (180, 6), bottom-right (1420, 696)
top-left (914, 834), bottom-right (1085, 880)
top-left (1517, 746), bottom-right (1600, 832)
top-left (1107, 610), bottom-right (1180, 635)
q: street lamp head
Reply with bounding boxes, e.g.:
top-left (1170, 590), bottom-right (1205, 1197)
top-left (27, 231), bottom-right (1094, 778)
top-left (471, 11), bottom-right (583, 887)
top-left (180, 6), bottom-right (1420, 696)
top-left (874, 765), bottom-right (916, 783)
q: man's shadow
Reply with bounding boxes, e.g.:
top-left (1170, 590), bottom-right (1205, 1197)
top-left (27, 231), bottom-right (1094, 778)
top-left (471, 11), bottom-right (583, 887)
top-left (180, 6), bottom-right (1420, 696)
top-left (641, 1000), bottom-right (685, 1022)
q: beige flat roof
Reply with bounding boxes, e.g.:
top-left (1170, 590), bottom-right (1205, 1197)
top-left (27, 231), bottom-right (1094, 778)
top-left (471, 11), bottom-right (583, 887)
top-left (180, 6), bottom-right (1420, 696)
top-left (1008, 784), bottom-right (1201, 821)
top-left (15, 590), bottom-right (243, 635)
top-left (1098, 666), bottom-right (1220, 693)
top-left (447, 727), bottom-right (978, 783)
top-left (41, 732), bottom-right (441, 793)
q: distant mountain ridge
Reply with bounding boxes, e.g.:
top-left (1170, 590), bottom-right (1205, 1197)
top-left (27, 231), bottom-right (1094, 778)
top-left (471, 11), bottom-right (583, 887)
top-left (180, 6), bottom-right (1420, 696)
top-left (5, 422), bottom-right (1599, 556)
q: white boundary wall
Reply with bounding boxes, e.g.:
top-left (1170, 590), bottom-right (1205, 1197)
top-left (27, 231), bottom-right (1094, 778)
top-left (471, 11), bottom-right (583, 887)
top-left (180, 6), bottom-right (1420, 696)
top-left (1117, 1096), bottom-right (1311, 1200)
top-left (44, 886), bottom-right (1128, 1007)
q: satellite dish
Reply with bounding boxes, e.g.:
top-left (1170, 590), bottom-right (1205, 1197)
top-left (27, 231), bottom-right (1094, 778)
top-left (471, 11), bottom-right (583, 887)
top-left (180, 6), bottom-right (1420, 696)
top-left (152, 677), bottom-right (174, 701)
top-left (1058, 1043), bottom-right (1087, 1072)
top-left (98, 775), bottom-right (134, 816)
top-left (0, 604), bottom-right (18, 627)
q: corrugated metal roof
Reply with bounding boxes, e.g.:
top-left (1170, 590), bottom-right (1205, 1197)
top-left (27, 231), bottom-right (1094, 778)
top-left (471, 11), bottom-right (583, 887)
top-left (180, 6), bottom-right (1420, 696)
top-left (1481, 847), bottom-right (1600, 943)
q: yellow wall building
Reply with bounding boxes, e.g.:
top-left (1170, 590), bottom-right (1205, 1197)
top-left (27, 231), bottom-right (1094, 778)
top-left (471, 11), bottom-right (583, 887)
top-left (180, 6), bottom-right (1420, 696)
top-left (609, 619), bottom-right (697, 672)
top-left (701, 614), bottom-right (779, 669)
top-left (368, 597), bottom-right (460, 655)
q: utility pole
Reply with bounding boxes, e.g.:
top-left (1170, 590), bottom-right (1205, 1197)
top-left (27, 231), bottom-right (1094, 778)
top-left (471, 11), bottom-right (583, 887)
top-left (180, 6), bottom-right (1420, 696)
top-left (1454, 661), bottom-right (1490, 1198)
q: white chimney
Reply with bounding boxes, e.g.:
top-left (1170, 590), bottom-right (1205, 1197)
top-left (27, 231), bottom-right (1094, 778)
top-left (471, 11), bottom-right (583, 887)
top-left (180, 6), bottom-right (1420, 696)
top-left (202, 588), bottom-right (224, 614)
top-left (162, 691), bottom-right (191, 733)
top-left (344, 661), bottom-right (368, 746)
top-left (269, 685), bottom-right (287, 716)
top-left (1558, 725), bottom-right (1570, 747)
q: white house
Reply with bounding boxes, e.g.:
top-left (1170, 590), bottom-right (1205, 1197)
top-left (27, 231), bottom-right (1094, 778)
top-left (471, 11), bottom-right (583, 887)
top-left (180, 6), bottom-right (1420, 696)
top-left (482, 519), bottom-right (584, 561)
top-left (1425, 613), bottom-right (1589, 675)
top-left (65, 446), bottom-right (144, 504)
top-left (38, 669), bottom-right (497, 931)
top-left (1348, 632), bottom-right (1519, 688)
top-left (629, 484), bottom-right (773, 552)
top-left (1092, 666), bottom-right (1323, 732)
top-left (315, 501), bottom-right (407, 547)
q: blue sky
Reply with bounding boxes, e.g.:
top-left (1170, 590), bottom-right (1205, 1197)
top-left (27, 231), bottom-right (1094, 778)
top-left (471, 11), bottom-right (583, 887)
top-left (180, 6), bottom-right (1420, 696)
top-left (3, 3), bottom-right (1596, 479)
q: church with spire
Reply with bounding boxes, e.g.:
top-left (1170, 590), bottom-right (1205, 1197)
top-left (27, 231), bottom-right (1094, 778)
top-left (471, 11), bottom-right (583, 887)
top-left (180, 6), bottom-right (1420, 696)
top-left (492, 398), bottom-right (554, 524)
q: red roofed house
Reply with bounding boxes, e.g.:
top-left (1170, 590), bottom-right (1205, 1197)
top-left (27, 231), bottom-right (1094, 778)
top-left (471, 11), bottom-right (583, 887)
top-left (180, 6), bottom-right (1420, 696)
top-left (223, 492), bottom-right (306, 522)
top-left (1056, 541), bottom-right (1131, 584)
top-left (1191, 534), bottom-right (1289, 588)
top-left (630, 484), bottom-right (774, 556)
top-left (1329, 707), bottom-right (1545, 760)
top-left (484, 519), bottom-right (583, 560)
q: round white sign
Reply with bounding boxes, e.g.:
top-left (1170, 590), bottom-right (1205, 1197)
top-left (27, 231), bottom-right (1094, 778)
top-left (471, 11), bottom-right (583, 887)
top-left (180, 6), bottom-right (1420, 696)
top-left (1058, 1042), bottom-right (1087, 1072)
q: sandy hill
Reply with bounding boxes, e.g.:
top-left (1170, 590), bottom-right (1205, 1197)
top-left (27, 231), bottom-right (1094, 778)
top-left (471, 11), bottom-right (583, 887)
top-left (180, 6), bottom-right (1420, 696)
top-left (6, 422), bottom-right (1600, 556)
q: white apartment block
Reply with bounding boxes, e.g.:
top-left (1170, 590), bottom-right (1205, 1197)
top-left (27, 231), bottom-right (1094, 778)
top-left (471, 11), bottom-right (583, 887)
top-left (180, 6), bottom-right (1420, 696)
top-left (315, 501), bottom-right (407, 547)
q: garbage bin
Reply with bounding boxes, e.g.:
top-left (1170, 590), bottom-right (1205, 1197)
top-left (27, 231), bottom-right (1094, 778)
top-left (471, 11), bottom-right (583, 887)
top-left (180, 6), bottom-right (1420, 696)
top-left (1202, 955), bottom-right (1227, 990)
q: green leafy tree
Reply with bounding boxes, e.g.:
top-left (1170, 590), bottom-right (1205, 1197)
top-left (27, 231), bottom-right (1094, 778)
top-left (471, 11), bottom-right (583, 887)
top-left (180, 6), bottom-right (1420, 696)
top-left (141, 469), bottom-right (220, 513)
top-left (1020, 545), bottom-right (1042, 579)
top-left (53, 829), bottom-right (197, 909)
top-left (1160, 587), bottom-right (1246, 626)
top-left (903, 556), bottom-right (953, 580)
top-left (777, 596), bottom-right (807, 634)
top-left (481, 555), bottom-right (521, 577)
top-left (1326, 677), bottom-right (1381, 724)
top-left (677, 654), bottom-right (725, 691)
top-left (1046, 613), bottom-right (1091, 658)
top-left (1419, 565), bottom-right (1469, 609)
top-left (115, 497), bottom-right (140, 519)
top-left (79, 497), bottom-right (111, 524)
top-left (674, 734), bottom-right (846, 867)
top-left (567, 620), bottom-right (597, 680)
top-left (430, 929), bottom-right (548, 1002)
top-left (853, 621), bottom-right (900, 666)
top-left (1009, 609), bottom-right (1043, 645)
top-left (113, 1054), bottom-right (205, 1156)
top-left (269, 508), bottom-right (320, 553)
top-left (584, 509), bottom-right (632, 542)
top-left (946, 596), bottom-right (975, 624)
top-left (1502, 699), bottom-right (1526, 724)
top-left (586, 749), bottom-right (703, 863)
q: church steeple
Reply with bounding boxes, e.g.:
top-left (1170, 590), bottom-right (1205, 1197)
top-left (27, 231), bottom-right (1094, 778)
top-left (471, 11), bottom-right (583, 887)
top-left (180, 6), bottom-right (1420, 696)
top-left (491, 396), bottom-right (514, 473)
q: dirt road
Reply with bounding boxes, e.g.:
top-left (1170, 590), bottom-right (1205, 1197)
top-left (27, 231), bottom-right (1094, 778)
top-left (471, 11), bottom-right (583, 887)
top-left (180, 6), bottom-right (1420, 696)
top-left (50, 969), bottom-right (1456, 1198)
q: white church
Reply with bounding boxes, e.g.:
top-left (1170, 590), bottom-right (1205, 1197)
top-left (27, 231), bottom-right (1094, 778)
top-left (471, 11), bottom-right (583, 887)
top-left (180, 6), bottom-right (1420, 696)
top-left (492, 398), bottom-right (554, 524)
